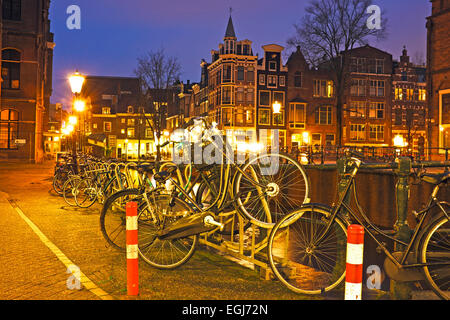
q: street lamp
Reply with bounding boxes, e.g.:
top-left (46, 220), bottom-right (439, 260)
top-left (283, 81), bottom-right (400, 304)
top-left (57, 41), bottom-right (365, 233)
top-left (272, 101), bottom-right (282, 150)
top-left (69, 71), bottom-right (85, 94)
top-left (272, 101), bottom-right (281, 115)
top-left (68, 71), bottom-right (85, 169)
top-left (74, 100), bottom-right (86, 112)
top-left (68, 116), bottom-right (77, 126)
top-left (393, 134), bottom-right (407, 157)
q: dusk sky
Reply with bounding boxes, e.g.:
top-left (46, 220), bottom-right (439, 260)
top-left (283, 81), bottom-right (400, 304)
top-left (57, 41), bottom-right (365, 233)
top-left (49, 0), bottom-right (430, 109)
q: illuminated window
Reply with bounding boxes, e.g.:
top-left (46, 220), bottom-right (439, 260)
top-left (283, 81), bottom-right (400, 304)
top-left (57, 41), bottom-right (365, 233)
top-left (314, 80), bottom-right (334, 97)
top-left (289, 103), bottom-right (305, 129)
top-left (0, 109), bottom-right (19, 149)
top-left (127, 127), bottom-right (135, 138)
top-left (222, 108), bottom-right (233, 126)
top-left (369, 125), bottom-right (384, 141)
top-left (395, 88), bottom-right (403, 100)
top-left (145, 128), bottom-right (152, 138)
top-left (418, 89), bottom-right (426, 101)
top-left (350, 124), bottom-right (366, 141)
top-left (102, 107), bottom-right (111, 114)
top-left (406, 88), bottom-right (414, 101)
top-left (104, 122), bottom-right (112, 132)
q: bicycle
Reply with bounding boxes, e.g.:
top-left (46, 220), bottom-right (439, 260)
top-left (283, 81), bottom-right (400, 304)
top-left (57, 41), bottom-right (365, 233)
top-left (73, 162), bottom-right (129, 208)
top-left (267, 150), bottom-right (449, 299)
top-left (100, 116), bottom-right (311, 269)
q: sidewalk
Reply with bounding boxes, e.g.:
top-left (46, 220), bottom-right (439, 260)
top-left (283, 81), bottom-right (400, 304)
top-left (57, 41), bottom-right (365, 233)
top-left (0, 190), bottom-right (101, 300)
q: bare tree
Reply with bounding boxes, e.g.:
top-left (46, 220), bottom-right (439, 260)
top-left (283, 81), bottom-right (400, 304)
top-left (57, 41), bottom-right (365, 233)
top-left (412, 50), bottom-right (425, 66)
top-left (287, 0), bottom-right (388, 146)
top-left (134, 47), bottom-right (181, 163)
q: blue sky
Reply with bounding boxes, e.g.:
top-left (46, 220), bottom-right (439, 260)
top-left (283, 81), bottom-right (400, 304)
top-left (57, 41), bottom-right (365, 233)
top-left (49, 0), bottom-right (430, 108)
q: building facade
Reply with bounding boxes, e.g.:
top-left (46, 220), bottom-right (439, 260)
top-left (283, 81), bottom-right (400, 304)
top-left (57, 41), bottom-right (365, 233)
top-left (426, 0), bottom-right (450, 158)
top-left (0, 0), bottom-right (54, 162)
top-left (392, 47), bottom-right (427, 156)
top-left (341, 45), bottom-right (394, 150)
top-left (286, 46), bottom-right (336, 150)
top-left (207, 15), bottom-right (258, 146)
top-left (256, 44), bottom-right (288, 147)
top-left (80, 76), bottom-right (147, 159)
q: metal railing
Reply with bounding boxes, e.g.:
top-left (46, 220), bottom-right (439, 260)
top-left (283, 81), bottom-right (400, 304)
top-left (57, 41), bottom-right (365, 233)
top-left (280, 145), bottom-right (450, 164)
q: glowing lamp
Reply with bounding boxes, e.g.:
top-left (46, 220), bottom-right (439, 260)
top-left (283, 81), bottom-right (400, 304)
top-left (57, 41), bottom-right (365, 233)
top-left (69, 71), bottom-right (85, 94)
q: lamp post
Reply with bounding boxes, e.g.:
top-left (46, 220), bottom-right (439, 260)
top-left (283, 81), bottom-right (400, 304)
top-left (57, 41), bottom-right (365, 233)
top-left (272, 101), bottom-right (282, 151)
top-left (125, 139), bottom-right (129, 161)
top-left (68, 71), bottom-right (85, 172)
top-left (393, 134), bottom-right (407, 157)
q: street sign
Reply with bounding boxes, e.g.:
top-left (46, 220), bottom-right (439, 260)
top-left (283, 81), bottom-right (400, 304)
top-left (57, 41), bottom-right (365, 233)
top-left (14, 139), bottom-right (26, 146)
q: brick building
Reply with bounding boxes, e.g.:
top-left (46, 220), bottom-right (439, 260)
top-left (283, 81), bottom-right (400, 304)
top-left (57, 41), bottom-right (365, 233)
top-left (206, 15), bottom-right (258, 146)
top-left (392, 46), bottom-right (427, 156)
top-left (426, 0), bottom-right (450, 158)
top-left (285, 45), bottom-right (394, 152)
top-left (341, 45), bottom-right (394, 150)
top-left (286, 46), bottom-right (336, 150)
top-left (80, 76), bottom-right (146, 159)
top-left (0, 0), bottom-right (54, 162)
top-left (80, 76), bottom-right (180, 159)
top-left (256, 44), bottom-right (288, 147)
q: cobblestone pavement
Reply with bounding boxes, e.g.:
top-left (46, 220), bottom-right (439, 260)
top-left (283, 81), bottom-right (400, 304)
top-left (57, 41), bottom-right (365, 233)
top-left (0, 161), bottom-right (443, 301)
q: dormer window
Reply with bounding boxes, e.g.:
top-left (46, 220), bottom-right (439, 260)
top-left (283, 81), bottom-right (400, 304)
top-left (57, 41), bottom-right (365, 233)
top-left (127, 106), bottom-right (134, 113)
top-left (243, 45), bottom-right (249, 55)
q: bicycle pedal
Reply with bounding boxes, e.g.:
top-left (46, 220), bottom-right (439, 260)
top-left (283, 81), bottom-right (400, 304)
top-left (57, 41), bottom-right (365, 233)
top-left (376, 243), bottom-right (386, 254)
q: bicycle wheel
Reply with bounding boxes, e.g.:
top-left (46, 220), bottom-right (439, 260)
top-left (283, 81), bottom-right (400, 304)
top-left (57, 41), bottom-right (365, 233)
top-left (100, 188), bottom-right (143, 251)
top-left (74, 178), bottom-right (98, 208)
top-left (62, 176), bottom-right (81, 207)
top-left (267, 205), bottom-right (348, 295)
top-left (419, 214), bottom-right (450, 300)
top-left (138, 193), bottom-right (198, 269)
top-left (234, 153), bottom-right (310, 228)
top-left (53, 170), bottom-right (68, 195)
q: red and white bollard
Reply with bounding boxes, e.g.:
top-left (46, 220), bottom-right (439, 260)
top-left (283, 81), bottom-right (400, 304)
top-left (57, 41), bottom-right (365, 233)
top-left (126, 201), bottom-right (139, 296)
top-left (345, 224), bottom-right (364, 300)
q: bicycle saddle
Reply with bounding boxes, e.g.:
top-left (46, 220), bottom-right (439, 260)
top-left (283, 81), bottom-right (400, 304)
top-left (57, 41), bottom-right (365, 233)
top-left (421, 172), bottom-right (450, 185)
top-left (137, 164), bottom-right (155, 172)
top-left (153, 166), bottom-right (177, 182)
